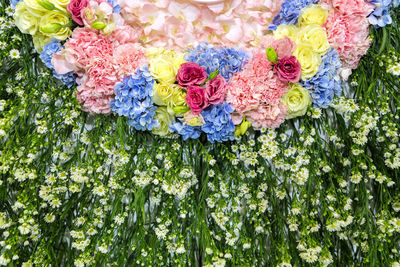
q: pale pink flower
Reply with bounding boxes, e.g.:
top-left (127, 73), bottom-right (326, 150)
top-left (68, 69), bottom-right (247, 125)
top-left (113, 43), bottom-right (147, 77)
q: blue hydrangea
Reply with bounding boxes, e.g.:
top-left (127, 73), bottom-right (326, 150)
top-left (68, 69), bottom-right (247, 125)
top-left (39, 39), bottom-right (76, 88)
top-left (368, 0), bottom-right (399, 27)
top-left (110, 67), bottom-right (159, 131)
top-left (201, 103), bottom-right (235, 143)
top-left (169, 121), bottom-right (202, 141)
top-left (185, 42), bottom-right (249, 82)
top-left (10, 0), bottom-right (22, 9)
top-left (107, 0), bottom-right (121, 13)
top-left (268, 0), bottom-right (319, 30)
top-left (301, 49), bottom-right (342, 108)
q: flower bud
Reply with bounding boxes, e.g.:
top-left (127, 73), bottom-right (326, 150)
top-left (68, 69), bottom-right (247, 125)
top-left (40, 23), bottom-right (62, 33)
top-left (234, 118), bottom-right (251, 136)
top-left (173, 105), bottom-right (190, 114)
top-left (37, 0), bottom-right (56, 10)
top-left (91, 21), bottom-right (107, 30)
top-left (266, 47), bottom-right (278, 64)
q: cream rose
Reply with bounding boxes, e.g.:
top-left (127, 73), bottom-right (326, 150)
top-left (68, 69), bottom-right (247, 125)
top-left (152, 83), bottom-right (173, 106)
top-left (296, 24), bottom-right (330, 55)
top-left (282, 83), bottom-right (312, 119)
top-left (299, 4), bottom-right (328, 26)
top-left (149, 55), bottom-right (176, 84)
top-left (294, 42), bottom-right (321, 80)
top-left (14, 2), bottom-right (39, 35)
top-left (39, 11), bottom-right (72, 40)
top-left (152, 107), bottom-right (174, 137)
top-left (273, 24), bottom-right (298, 41)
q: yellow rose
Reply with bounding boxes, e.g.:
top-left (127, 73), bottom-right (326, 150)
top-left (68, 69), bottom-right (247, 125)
top-left (172, 52), bottom-right (186, 72)
top-left (50, 0), bottom-right (70, 10)
top-left (282, 83), bottom-right (312, 119)
top-left (294, 42), bottom-right (321, 80)
top-left (273, 24), bottom-right (298, 41)
top-left (152, 107), bottom-right (174, 137)
top-left (39, 11), bottom-right (72, 40)
top-left (299, 4), bottom-right (328, 26)
top-left (152, 83), bottom-right (173, 106)
top-left (167, 85), bottom-right (187, 115)
top-left (14, 2), bottom-right (39, 35)
top-left (149, 54), bottom-right (177, 84)
top-left (296, 24), bottom-right (330, 55)
top-left (32, 33), bottom-right (51, 53)
top-left (145, 47), bottom-right (167, 59)
top-left (24, 0), bottom-right (49, 17)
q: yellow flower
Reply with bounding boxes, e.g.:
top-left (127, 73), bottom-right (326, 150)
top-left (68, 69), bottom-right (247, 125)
top-left (149, 54), bottom-right (177, 84)
top-left (152, 107), bottom-right (174, 137)
top-left (32, 33), bottom-right (51, 53)
top-left (298, 4), bottom-right (328, 26)
top-left (14, 2), bottom-right (39, 35)
top-left (172, 52), bottom-right (186, 72)
top-left (273, 24), bottom-right (298, 41)
top-left (282, 83), bottom-right (312, 119)
top-left (293, 42), bottom-right (321, 80)
top-left (24, 0), bottom-right (49, 16)
top-left (183, 111), bottom-right (205, 127)
top-left (152, 83), bottom-right (174, 106)
top-left (39, 10), bottom-right (72, 40)
top-left (168, 85), bottom-right (187, 110)
top-left (50, 0), bottom-right (70, 10)
top-left (296, 24), bottom-right (330, 55)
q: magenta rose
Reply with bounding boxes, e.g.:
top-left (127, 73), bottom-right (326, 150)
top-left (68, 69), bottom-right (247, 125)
top-left (185, 85), bottom-right (209, 114)
top-left (275, 56), bottom-right (302, 83)
top-left (67, 0), bottom-right (89, 26)
top-left (176, 62), bottom-right (208, 87)
top-left (205, 74), bottom-right (227, 105)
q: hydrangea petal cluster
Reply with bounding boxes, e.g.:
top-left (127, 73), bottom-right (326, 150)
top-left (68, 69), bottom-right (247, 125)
top-left (39, 39), bottom-right (76, 88)
top-left (201, 103), bottom-right (236, 143)
top-left (169, 121), bottom-right (202, 141)
top-left (185, 42), bottom-right (249, 82)
top-left (118, 0), bottom-right (284, 50)
top-left (301, 48), bottom-right (342, 108)
top-left (368, 0), bottom-right (399, 27)
top-left (268, 0), bottom-right (319, 30)
top-left (111, 67), bottom-right (159, 131)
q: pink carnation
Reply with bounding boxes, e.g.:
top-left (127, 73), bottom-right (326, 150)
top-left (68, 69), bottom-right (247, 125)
top-left (113, 43), bottom-right (147, 77)
top-left (226, 49), bottom-right (289, 129)
top-left (323, 12), bottom-right (371, 69)
top-left (245, 103), bottom-right (288, 129)
top-left (272, 36), bottom-right (295, 59)
top-left (321, 0), bottom-right (374, 17)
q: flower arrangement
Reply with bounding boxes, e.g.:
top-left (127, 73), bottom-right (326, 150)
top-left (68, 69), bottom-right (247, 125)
top-left (12, 0), bottom-right (400, 144)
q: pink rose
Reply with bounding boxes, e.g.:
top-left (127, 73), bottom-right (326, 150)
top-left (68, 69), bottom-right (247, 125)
top-left (185, 85), bottom-right (209, 114)
top-left (176, 62), bottom-right (207, 87)
top-left (274, 56), bottom-right (301, 83)
top-left (205, 74), bottom-right (227, 105)
top-left (272, 36), bottom-right (295, 59)
top-left (67, 0), bottom-right (89, 26)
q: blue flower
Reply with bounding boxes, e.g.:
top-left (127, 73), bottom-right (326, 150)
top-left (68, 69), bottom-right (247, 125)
top-left (301, 49), bottom-right (342, 108)
top-left (111, 67), bottom-right (159, 131)
top-left (169, 121), bottom-right (202, 140)
top-left (268, 0), bottom-right (319, 30)
top-left (10, 0), bottom-right (22, 9)
top-left (40, 39), bottom-right (76, 88)
top-left (201, 103), bottom-right (235, 143)
top-left (185, 42), bottom-right (249, 82)
top-left (368, 0), bottom-right (399, 27)
top-left (107, 0), bottom-right (121, 13)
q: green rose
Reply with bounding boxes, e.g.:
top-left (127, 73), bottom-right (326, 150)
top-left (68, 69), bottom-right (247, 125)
top-left (152, 107), bottom-right (174, 137)
top-left (282, 83), bottom-right (312, 119)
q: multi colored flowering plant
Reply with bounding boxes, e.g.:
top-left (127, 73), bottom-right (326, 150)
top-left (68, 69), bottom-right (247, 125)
top-left (13, 0), bottom-right (400, 143)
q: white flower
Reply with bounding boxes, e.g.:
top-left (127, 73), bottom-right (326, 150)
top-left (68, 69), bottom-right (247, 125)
top-left (9, 49), bottom-right (20, 59)
top-left (44, 214), bottom-right (55, 223)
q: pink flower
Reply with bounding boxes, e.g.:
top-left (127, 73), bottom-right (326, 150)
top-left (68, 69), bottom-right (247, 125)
top-left (245, 103), bottom-right (288, 129)
top-left (67, 0), bottom-right (89, 25)
top-left (185, 85), bottom-right (209, 114)
top-left (205, 74), bottom-right (227, 105)
top-left (113, 43), bottom-right (147, 77)
top-left (176, 62), bottom-right (208, 87)
top-left (272, 36), bottom-right (295, 59)
top-left (111, 25), bottom-right (140, 45)
top-left (321, 0), bottom-right (374, 17)
top-left (274, 56), bottom-right (301, 83)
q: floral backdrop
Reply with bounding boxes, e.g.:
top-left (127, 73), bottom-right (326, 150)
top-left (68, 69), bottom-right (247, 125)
top-left (0, 0), bottom-right (400, 266)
